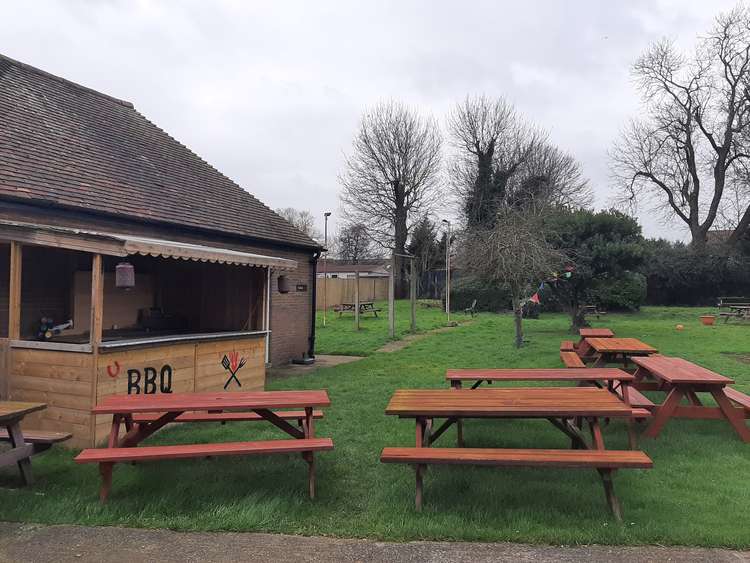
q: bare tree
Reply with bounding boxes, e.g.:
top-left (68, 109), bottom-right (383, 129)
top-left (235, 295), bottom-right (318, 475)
top-left (460, 205), bottom-right (565, 348)
top-left (448, 95), bottom-right (589, 228)
top-left (333, 223), bottom-right (376, 262)
top-left (275, 207), bottom-right (322, 242)
top-left (339, 100), bottom-right (442, 297)
top-left (611, 5), bottom-right (750, 247)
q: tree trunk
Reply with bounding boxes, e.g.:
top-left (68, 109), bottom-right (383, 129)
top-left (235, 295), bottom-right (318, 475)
top-left (512, 293), bottom-right (524, 348)
top-left (568, 290), bottom-right (589, 333)
top-left (393, 200), bottom-right (409, 299)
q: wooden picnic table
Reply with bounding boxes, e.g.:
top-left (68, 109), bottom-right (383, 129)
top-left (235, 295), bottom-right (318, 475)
top-left (76, 390), bottom-right (333, 501)
top-left (631, 356), bottom-right (750, 442)
top-left (577, 328), bottom-right (614, 347)
top-left (0, 401), bottom-right (46, 485)
top-left (382, 387), bottom-right (651, 519)
top-left (339, 301), bottom-right (379, 317)
top-left (580, 337), bottom-right (657, 367)
top-left (721, 305), bottom-right (750, 322)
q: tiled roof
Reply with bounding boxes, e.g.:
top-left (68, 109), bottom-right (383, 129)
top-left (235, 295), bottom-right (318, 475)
top-left (0, 53), bottom-right (319, 249)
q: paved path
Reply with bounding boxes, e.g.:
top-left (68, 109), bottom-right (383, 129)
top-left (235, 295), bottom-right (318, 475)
top-left (267, 354), bottom-right (363, 378)
top-left (0, 523), bottom-right (747, 562)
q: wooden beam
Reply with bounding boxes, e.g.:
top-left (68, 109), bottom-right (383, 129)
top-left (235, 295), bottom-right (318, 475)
top-left (8, 242), bottom-right (22, 340)
top-left (89, 254), bottom-right (104, 347)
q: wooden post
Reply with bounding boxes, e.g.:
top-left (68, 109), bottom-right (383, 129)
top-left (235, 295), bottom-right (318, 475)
top-left (8, 241), bottom-right (22, 340)
top-left (410, 257), bottom-right (416, 333)
top-left (354, 270), bottom-right (360, 331)
top-left (388, 254), bottom-right (395, 339)
top-left (90, 254), bottom-right (104, 346)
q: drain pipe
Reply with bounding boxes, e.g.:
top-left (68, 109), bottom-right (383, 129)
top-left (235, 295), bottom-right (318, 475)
top-left (308, 250), bottom-right (321, 359)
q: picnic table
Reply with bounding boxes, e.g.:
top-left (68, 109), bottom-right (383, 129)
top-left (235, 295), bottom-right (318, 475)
top-left (631, 356), bottom-right (750, 442)
top-left (338, 301), bottom-right (380, 317)
top-left (74, 390), bottom-right (333, 501)
top-left (579, 337), bottom-right (657, 367)
top-left (0, 401), bottom-right (46, 485)
top-left (381, 387), bottom-right (652, 519)
top-left (577, 328), bottom-right (614, 347)
top-left (721, 305), bottom-right (750, 322)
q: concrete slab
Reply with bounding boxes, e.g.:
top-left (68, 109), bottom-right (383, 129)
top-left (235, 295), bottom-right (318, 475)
top-left (0, 522), bottom-right (747, 563)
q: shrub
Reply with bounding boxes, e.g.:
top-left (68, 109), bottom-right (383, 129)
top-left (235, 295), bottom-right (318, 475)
top-left (591, 272), bottom-right (647, 311)
top-left (449, 277), bottom-right (511, 312)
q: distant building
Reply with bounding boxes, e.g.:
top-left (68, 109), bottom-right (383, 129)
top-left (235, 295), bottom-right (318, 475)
top-left (317, 260), bottom-right (389, 279)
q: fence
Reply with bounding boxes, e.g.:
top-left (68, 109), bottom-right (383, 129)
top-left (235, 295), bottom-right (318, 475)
top-left (315, 277), bottom-right (389, 310)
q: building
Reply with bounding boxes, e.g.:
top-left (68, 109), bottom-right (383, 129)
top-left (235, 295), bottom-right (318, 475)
top-left (317, 260), bottom-right (389, 279)
top-left (0, 54), bottom-right (321, 446)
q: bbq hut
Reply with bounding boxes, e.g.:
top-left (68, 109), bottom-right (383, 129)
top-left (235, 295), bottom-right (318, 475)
top-left (0, 54), bottom-right (321, 447)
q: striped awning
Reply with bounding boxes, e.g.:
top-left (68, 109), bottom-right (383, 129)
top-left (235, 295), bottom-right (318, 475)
top-left (0, 220), bottom-right (297, 270)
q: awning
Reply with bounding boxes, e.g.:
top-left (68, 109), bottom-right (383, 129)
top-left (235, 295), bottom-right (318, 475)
top-left (0, 220), bottom-right (297, 270)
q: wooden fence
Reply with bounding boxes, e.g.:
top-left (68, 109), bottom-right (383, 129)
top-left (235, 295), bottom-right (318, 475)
top-left (315, 277), bottom-right (389, 310)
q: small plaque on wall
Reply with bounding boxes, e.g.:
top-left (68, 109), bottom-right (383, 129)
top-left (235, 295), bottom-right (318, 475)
top-left (296, 284), bottom-right (308, 292)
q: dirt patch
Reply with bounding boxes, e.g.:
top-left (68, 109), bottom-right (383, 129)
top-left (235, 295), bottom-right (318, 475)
top-left (376, 322), bottom-right (473, 353)
top-left (721, 352), bottom-right (750, 364)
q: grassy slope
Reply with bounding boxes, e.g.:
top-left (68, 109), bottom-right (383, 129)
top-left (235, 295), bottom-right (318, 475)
top-left (0, 306), bottom-right (748, 547)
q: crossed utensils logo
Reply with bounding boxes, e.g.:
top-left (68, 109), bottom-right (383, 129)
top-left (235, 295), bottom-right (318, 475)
top-left (221, 351), bottom-right (246, 389)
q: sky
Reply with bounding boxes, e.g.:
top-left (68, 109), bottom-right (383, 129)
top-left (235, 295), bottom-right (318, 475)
top-left (1, 0), bottom-right (742, 240)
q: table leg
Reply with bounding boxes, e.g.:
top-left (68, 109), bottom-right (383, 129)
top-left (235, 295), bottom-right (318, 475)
top-left (588, 418), bottom-right (605, 450)
top-left (6, 422), bottom-right (33, 485)
top-left (643, 387), bottom-right (685, 438)
top-left (415, 417), bottom-right (426, 447)
top-left (710, 388), bottom-right (750, 443)
top-left (108, 414), bottom-right (122, 448)
top-left (598, 469), bottom-right (622, 522)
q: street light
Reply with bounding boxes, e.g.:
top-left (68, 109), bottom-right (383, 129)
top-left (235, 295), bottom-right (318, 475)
top-left (322, 212), bottom-right (332, 327)
top-left (442, 219), bottom-right (451, 324)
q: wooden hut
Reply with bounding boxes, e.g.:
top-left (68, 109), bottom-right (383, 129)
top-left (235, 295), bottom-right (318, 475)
top-left (0, 54), bottom-right (321, 447)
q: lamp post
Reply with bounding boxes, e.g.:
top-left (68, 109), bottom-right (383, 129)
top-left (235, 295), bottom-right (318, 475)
top-left (442, 219), bottom-right (451, 324)
top-left (322, 211), bottom-right (331, 327)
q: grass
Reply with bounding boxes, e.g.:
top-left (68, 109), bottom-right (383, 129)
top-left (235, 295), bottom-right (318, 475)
top-left (1, 305), bottom-right (749, 547)
top-left (314, 299), bottom-right (455, 355)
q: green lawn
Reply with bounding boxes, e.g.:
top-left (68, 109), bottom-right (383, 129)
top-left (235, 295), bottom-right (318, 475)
top-left (1, 306), bottom-right (749, 547)
top-left (314, 299), bottom-right (453, 355)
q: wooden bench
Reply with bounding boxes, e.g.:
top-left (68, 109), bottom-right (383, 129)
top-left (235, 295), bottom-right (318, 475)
top-left (75, 438), bottom-right (334, 502)
top-left (725, 387), bottom-right (750, 411)
top-left (0, 429), bottom-right (71, 454)
top-left (380, 447), bottom-right (653, 521)
top-left (560, 351), bottom-right (586, 368)
top-left (613, 387), bottom-right (655, 411)
top-left (560, 340), bottom-right (576, 352)
top-left (131, 410), bottom-right (324, 425)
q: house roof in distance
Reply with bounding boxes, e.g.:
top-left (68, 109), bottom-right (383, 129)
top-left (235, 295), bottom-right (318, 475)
top-left (0, 53), bottom-right (318, 250)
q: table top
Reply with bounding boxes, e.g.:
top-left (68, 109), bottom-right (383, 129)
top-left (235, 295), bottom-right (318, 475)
top-left (578, 328), bottom-right (614, 338)
top-left (585, 337), bottom-right (657, 354)
top-left (446, 368), bottom-right (633, 382)
top-left (385, 387), bottom-right (634, 418)
top-left (93, 390), bottom-right (331, 415)
top-left (632, 356), bottom-right (733, 385)
top-left (0, 401), bottom-right (46, 424)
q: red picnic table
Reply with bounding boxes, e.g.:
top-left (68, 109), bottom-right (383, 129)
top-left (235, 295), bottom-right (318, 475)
top-left (631, 356), bottom-right (750, 442)
top-left (577, 328), bottom-right (614, 348)
top-left (381, 387), bottom-right (652, 520)
top-left (580, 337), bottom-right (658, 367)
top-left (75, 390), bottom-right (333, 501)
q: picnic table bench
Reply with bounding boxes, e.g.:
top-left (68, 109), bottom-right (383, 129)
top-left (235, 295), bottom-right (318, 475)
top-left (381, 387), bottom-right (653, 520)
top-left (578, 337), bottom-right (657, 368)
top-left (0, 401), bottom-right (71, 485)
top-left (338, 301), bottom-right (381, 317)
top-left (74, 391), bottom-right (333, 501)
top-left (631, 356), bottom-right (750, 442)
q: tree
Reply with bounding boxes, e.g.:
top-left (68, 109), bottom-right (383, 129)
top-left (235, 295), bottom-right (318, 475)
top-left (461, 205), bottom-right (564, 348)
top-left (406, 216), bottom-right (443, 293)
top-left (339, 100), bottom-right (443, 297)
top-left (545, 209), bottom-right (647, 330)
top-left (274, 207), bottom-right (322, 242)
top-left (611, 5), bottom-right (750, 247)
top-left (448, 95), bottom-right (590, 230)
top-left (333, 223), bottom-right (376, 262)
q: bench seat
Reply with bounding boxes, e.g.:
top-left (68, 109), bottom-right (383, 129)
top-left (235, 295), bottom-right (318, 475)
top-left (560, 340), bottom-right (576, 352)
top-left (76, 438), bottom-right (334, 501)
top-left (131, 410), bottom-right (323, 424)
top-left (0, 429), bottom-right (71, 454)
top-left (725, 387), bottom-right (750, 411)
top-left (560, 351), bottom-right (586, 368)
top-left (380, 446), bottom-right (652, 520)
top-left (614, 387), bottom-right (655, 410)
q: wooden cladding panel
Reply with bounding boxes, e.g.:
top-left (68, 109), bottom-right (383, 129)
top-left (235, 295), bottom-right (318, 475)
top-left (194, 338), bottom-right (264, 392)
top-left (7, 348), bottom-right (94, 448)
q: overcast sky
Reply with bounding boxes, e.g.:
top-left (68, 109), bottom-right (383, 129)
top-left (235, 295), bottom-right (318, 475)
top-left (2, 0), bottom-right (742, 240)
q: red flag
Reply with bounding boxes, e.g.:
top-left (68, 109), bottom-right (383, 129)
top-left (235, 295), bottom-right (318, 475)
top-left (530, 293), bottom-right (540, 304)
